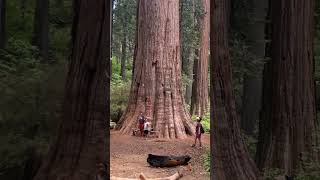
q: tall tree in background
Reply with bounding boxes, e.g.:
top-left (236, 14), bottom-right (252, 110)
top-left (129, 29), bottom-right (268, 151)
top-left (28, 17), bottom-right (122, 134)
top-left (120, 0), bottom-right (128, 80)
top-left (33, 0), bottom-right (111, 179)
top-left (210, 0), bottom-right (259, 179)
top-left (181, 0), bottom-right (196, 105)
top-left (0, 0), bottom-right (5, 49)
top-left (190, 0), bottom-right (209, 116)
top-left (256, 0), bottom-right (317, 176)
top-left (33, 0), bottom-right (49, 61)
top-left (118, 0), bottom-right (195, 139)
top-left (241, 0), bottom-right (267, 135)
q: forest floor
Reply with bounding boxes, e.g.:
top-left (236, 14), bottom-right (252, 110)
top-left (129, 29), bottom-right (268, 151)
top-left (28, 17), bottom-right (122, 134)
top-left (110, 130), bottom-right (210, 180)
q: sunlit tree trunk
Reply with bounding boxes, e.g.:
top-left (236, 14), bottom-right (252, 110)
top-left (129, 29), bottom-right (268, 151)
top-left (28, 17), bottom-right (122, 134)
top-left (256, 0), bottom-right (318, 176)
top-left (210, 0), bottom-right (259, 179)
top-left (190, 0), bottom-right (209, 117)
top-left (33, 0), bottom-right (111, 179)
top-left (117, 0), bottom-right (195, 139)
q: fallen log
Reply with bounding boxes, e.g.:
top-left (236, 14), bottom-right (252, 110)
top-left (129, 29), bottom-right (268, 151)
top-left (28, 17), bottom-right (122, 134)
top-left (110, 171), bottom-right (183, 180)
top-left (147, 154), bottom-right (191, 167)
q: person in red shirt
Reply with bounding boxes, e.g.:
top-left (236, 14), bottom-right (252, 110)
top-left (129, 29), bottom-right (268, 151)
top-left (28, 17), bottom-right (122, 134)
top-left (192, 117), bottom-right (204, 147)
top-left (137, 112), bottom-right (145, 136)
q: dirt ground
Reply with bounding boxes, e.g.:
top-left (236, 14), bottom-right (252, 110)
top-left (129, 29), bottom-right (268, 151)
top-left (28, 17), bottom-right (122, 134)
top-left (110, 130), bottom-right (210, 180)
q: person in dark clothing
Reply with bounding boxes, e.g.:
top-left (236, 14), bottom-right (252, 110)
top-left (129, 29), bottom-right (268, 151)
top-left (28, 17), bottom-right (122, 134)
top-left (137, 112), bottom-right (145, 136)
top-left (192, 117), bottom-right (204, 147)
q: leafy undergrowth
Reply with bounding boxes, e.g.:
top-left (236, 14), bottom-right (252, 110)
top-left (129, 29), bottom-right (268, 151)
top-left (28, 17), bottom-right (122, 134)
top-left (202, 149), bottom-right (210, 172)
top-left (192, 112), bottom-right (210, 133)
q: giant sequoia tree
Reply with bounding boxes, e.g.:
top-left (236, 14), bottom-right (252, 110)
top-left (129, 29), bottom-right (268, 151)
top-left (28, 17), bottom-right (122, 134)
top-left (256, 0), bottom-right (317, 176)
top-left (33, 0), bottom-right (49, 61)
top-left (210, 0), bottom-right (259, 179)
top-left (33, 0), bottom-right (111, 179)
top-left (190, 0), bottom-right (209, 116)
top-left (118, 0), bottom-right (195, 139)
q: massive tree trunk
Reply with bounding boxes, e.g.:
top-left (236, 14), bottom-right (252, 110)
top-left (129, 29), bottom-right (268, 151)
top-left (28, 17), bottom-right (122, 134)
top-left (0, 0), bottom-right (5, 49)
top-left (33, 0), bottom-right (111, 179)
top-left (210, 0), bottom-right (259, 179)
top-left (241, 0), bottom-right (268, 135)
top-left (117, 0), bottom-right (195, 139)
top-left (256, 0), bottom-right (317, 176)
top-left (33, 0), bottom-right (49, 61)
top-left (190, 0), bottom-right (210, 117)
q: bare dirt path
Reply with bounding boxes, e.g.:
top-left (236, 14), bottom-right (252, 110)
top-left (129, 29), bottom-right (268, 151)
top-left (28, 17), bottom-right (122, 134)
top-left (110, 130), bottom-right (210, 180)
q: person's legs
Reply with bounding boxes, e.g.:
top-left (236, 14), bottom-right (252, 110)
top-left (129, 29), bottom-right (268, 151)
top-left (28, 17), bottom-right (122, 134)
top-left (192, 136), bottom-right (197, 147)
top-left (140, 125), bottom-right (144, 136)
top-left (199, 137), bottom-right (202, 147)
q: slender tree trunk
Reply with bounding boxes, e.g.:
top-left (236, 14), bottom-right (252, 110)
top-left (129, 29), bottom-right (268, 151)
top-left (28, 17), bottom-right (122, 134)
top-left (33, 0), bottom-right (111, 179)
top-left (117, 0), bottom-right (195, 139)
top-left (241, 0), bottom-right (268, 135)
top-left (120, 0), bottom-right (128, 81)
top-left (256, 0), bottom-right (317, 176)
top-left (210, 0), bottom-right (259, 179)
top-left (185, 48), bottom-right (194, 105)
top-left (33, 0), bottom-right (49, 61)
top-left (0, 0), bottom-right (5, 49)
top-left (190, 0), bottom-right (210, 117)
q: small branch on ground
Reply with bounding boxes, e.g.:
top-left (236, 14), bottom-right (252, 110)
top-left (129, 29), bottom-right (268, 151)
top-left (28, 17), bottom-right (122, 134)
top-left (110, 171), bottom-right (183, 180)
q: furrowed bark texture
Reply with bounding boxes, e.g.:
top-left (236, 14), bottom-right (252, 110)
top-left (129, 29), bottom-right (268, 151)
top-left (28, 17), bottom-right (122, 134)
top-left (117, 0), bottom-right (195, 139)
top-left (256, 0), bottom-right (318, 176)
top-left (210, 0), bottom-right (259, 179)
top-left (33, 0), bottom-right (111, 179)
top-left (190, 0), bottom-right (210, 117)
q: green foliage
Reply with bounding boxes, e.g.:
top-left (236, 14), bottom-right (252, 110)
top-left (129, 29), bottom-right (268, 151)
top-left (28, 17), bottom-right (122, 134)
top-left (192, 112), bottom-right (210, 133)
top-left (262, 168), bottom-right (284, 180)
top-left (0, 37), bottom-right (66, 179)
top-left (180, 0), bottom-right (203, 75)
top-left (202, 149), bottom-right (210, 172)
top-left (242, 132), bottom-right (258, 158)
top-left (230, 32), bottom-right (265, 112)
top-left (112, 0), bottom-right (136, 62)
top-left (110, 58), bottom-right (131, 122)
top-left (0, 0), bottom-right (71, 178)
top-left (295, 153), bottom-right (320, 180)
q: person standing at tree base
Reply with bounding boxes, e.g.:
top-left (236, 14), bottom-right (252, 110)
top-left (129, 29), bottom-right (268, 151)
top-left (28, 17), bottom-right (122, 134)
top-left (192, 117), bottom-right (204, 147)
top-left (137, 112), bottom-right (145, 136)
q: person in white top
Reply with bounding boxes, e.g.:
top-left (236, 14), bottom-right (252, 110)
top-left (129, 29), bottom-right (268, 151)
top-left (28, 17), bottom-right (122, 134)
top-left (144, 119), bottom-right (151, 137)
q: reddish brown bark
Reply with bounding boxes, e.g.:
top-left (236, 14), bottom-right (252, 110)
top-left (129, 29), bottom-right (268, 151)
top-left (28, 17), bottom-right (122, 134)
top-left (117, 0), bottom-right (195, 139)
top-left (210, 0), bottom-right (259, 179)
top-left (33, 0), bottom-right (111, 179)
top-left (256, 0), bottom-right (318, 176)
top-left (190, 0), bottom-right (210, 117)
